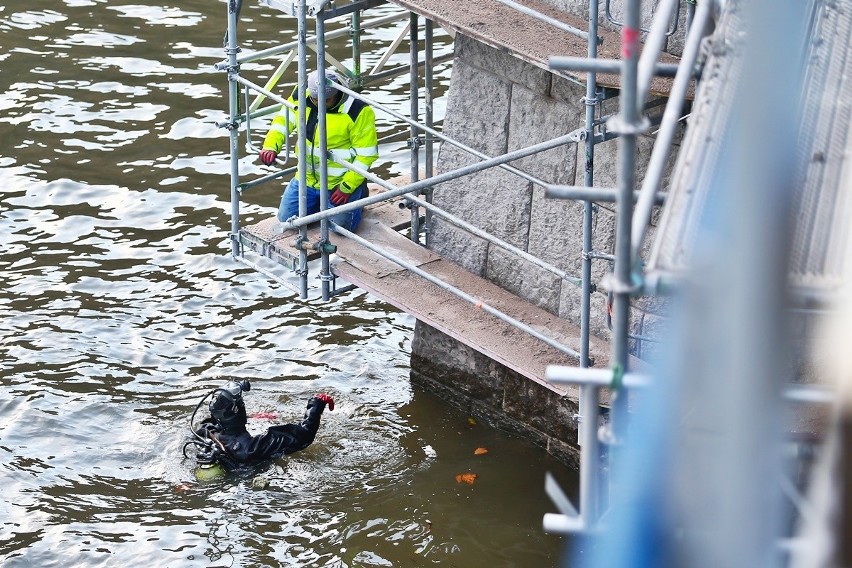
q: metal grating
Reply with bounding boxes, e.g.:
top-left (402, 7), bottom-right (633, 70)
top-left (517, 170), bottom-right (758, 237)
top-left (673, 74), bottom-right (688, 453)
top-left (648, 2), bottom-right (746, 272)
top-left (650, 0), bottom-right (852, 304)
top-left (788, 0), bottom-right (852, 298)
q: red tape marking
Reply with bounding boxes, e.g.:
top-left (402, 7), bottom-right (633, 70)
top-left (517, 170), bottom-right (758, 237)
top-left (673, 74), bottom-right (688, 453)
top-left (622, 27), bottom-right (639, 58)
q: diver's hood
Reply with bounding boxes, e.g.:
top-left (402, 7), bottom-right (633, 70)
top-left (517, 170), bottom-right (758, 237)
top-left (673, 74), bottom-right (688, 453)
top-left (209, 389), bottom-right (248, 432)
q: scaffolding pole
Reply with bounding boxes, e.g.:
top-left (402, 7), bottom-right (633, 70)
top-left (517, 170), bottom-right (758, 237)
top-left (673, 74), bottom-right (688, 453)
top-left (424, 18), bottom-right (435, 247)
top-left (227, 0), bottom-right (241, 259)
top-left (630, 0), bottom-right (713, 264)
top-left (609, 0), bottom-right (643, 445)
top-left (409, 11), bottom-right (421, 242)
top-left (297, 0), bottom-right (309, 299)
top-left (578, 0), bottom-right (601, 532)
top-left (316, 15), bottom-right (333, 301)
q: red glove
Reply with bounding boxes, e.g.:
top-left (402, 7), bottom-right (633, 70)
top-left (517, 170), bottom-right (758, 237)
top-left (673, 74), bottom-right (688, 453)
top-left (330, 185), bottom-right (352, 205)
top-left (259, 149), bottom-right (278, 165)
top-left (315, 393), bottom-right (334, 411)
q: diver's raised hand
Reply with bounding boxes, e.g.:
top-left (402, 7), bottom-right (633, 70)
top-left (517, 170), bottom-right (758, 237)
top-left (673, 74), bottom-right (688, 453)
top-left (314, 393), bottom-right (335, 411)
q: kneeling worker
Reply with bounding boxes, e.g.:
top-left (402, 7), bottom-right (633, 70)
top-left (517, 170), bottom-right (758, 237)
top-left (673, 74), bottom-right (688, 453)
top-left (259, 69), bottom-right (379, 232)
top-left (189, 379), bottom-right (334, 479)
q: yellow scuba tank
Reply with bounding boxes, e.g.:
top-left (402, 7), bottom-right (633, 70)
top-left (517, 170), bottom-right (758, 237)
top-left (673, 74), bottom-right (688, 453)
top-left (194, 462), bottom-right (226, 481)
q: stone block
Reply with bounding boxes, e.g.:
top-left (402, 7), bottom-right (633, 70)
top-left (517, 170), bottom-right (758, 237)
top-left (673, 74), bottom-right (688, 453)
top-left (528, 188), bottom-right (616, 282)
top-left (665, 0), bottom-right (691, 57)
top-left (428, 217), bottom-right (489, 276)
top-left (551, 73), bottom-right (588, 106)
top-left (528, 186), bottom-right (587, 276)
top-left (507, 84), bottom-right (583, 186)
top-left (545, 437), bottom-right (581, 471)
top-left (547, 0), bottom-right (590, 22)
top-left (455, 34), bottom-right (552, 95)
top-left (433, 144), bottom-right (534, 251)
top-left (559, 283), bottom-right (611, 341)
top-left (485, 246), bottom-right (563, 314)
top-left (411, 321), bottom-right (505, 408)
top-left (440, 58), bottom-right (511, 156)
top-left (602, 0), bottom-right (661, 39)
top-left (578, 134), bottom-right (642, 188)
top-left (503, 372), bottom-right (580, 444)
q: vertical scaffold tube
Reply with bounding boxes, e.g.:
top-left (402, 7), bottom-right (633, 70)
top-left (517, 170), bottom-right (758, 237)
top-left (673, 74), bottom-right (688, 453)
top-left (424, 18), bottom-right (434, 247)
top-left (579, 0), bottom-right (601, 530)
top-left (409, 12), bottom-right (420, 242)
top-left (297, 0), bottom-right (309, 299)
top-left (227, 0), bottom-right (241, 258)
top-left (611, 0), bottom-right (641, 443)
top-left (351, 9), bottom-right (361, 82)
top-left (630, 0), bottom-right (712, 263)
top-left (316, 15), bottom-right (331, 301)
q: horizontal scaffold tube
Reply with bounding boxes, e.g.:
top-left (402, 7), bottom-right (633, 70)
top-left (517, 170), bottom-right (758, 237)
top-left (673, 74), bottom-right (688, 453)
top-left (279, 126), bottom-right (584, 230)
top-left (494, 0), bottom-right (591, 41)
top-left (549, 56), bottom-right (680, 77)
top-left (332, 82), bottom-right (555, 189)
top-left (362, 52), bottom-right (454, 84)
top-left (546, 365), bottom-right (651, 388)
top-left (331, 223), bottom-right (583, 362)
top-left (233, 75), bottom-right (297, 112)
top-left (545, 185), bottom-right (666, 204)
top-left (404, 193), bottom-right (583, 287)
top-left (220, 12), bottom-right (408, 66)
top-left (337, 176), bottom-right (583, 287)
top-left (783, 386), bottom-right (835, 405)
top-left (543, 513), bottom-right (586, 535)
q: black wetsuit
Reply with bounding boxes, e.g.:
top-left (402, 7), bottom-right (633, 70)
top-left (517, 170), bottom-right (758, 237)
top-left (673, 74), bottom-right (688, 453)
top-left (196, 396), bottom-right (328, 471)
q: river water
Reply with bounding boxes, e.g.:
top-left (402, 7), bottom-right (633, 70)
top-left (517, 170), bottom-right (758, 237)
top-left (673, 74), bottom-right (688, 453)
top-left (0, 1), bottom-right (578, 566)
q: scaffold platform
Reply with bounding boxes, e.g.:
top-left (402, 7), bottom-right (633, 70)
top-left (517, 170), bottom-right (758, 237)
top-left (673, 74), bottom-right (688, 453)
top-left (239, 183), bottom-right (611, 396)
top-left (390, 0), bottom-right (685, 97)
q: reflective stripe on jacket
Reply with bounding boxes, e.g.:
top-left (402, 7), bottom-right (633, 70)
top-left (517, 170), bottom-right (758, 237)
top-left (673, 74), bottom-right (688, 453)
top-left (262, 88), bottom-right (379, 193)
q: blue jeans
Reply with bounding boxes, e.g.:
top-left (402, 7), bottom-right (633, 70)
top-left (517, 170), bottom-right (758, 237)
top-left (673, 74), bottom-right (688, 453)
top-left (277, 177), bottom-right (368, 232)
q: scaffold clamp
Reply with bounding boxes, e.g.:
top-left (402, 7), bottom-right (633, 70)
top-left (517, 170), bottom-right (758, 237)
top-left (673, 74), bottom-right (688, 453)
top-left (317, 240), bottom-right (337, 254)
top-left (606, 114), bottom-right (651, 136)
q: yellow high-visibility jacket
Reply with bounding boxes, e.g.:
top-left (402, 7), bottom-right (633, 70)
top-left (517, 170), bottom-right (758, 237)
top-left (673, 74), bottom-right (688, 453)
top-left (262, 88), bottom-right (379, 194)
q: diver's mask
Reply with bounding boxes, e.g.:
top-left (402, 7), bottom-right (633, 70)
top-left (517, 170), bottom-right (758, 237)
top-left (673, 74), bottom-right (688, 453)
top-left (208, 379), bottom-right (251, 429)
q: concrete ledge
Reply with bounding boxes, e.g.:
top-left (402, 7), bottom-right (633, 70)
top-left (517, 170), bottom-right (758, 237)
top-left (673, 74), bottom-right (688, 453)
top-left (390, 0), bottom-right (684, 97)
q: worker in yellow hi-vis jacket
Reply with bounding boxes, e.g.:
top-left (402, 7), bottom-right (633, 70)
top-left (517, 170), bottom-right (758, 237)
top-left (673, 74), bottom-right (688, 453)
top-left (259, 69), bottom-right (379, 232)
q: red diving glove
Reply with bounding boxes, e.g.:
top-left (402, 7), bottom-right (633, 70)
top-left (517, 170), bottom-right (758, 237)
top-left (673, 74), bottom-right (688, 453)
top-left (315, 393), bottom-right (335, 411)
top-left (330, 185), bottom-right (352, 205)
top-left (259, 149), bottom-right (278, 165)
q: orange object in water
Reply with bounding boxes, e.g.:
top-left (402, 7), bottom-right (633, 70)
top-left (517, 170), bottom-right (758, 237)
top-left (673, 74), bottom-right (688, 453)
top-left (455, 472), bottom-right (478, 485)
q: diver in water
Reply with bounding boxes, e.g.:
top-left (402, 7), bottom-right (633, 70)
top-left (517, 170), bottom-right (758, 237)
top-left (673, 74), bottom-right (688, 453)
top-left (187, 379), bottom-right (334, 479)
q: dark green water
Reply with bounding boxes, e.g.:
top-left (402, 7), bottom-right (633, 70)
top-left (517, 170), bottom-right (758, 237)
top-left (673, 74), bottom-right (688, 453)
top-left (0, 1), bottom-right (577, 565)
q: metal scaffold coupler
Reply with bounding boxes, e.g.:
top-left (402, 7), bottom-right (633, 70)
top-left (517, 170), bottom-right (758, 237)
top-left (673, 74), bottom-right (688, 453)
top-left (600, 272), bottom-right (642, 295)
top-left (317, 240), bottom-right (337, 254)
top-left (606, 114), bottom-right (651, 136)
top-left (292, 235), bottom-right (309, 251)
top-left (216, 119), bottom-right (239, 131)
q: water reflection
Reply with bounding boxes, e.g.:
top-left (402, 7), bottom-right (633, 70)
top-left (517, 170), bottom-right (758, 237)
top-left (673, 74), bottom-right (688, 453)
top-left (0, 1), bottom-right (576, 566)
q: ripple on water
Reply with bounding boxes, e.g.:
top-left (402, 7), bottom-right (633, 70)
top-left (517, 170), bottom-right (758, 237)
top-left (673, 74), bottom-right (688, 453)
top-left (0, 2), bottom-right (572, 565)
